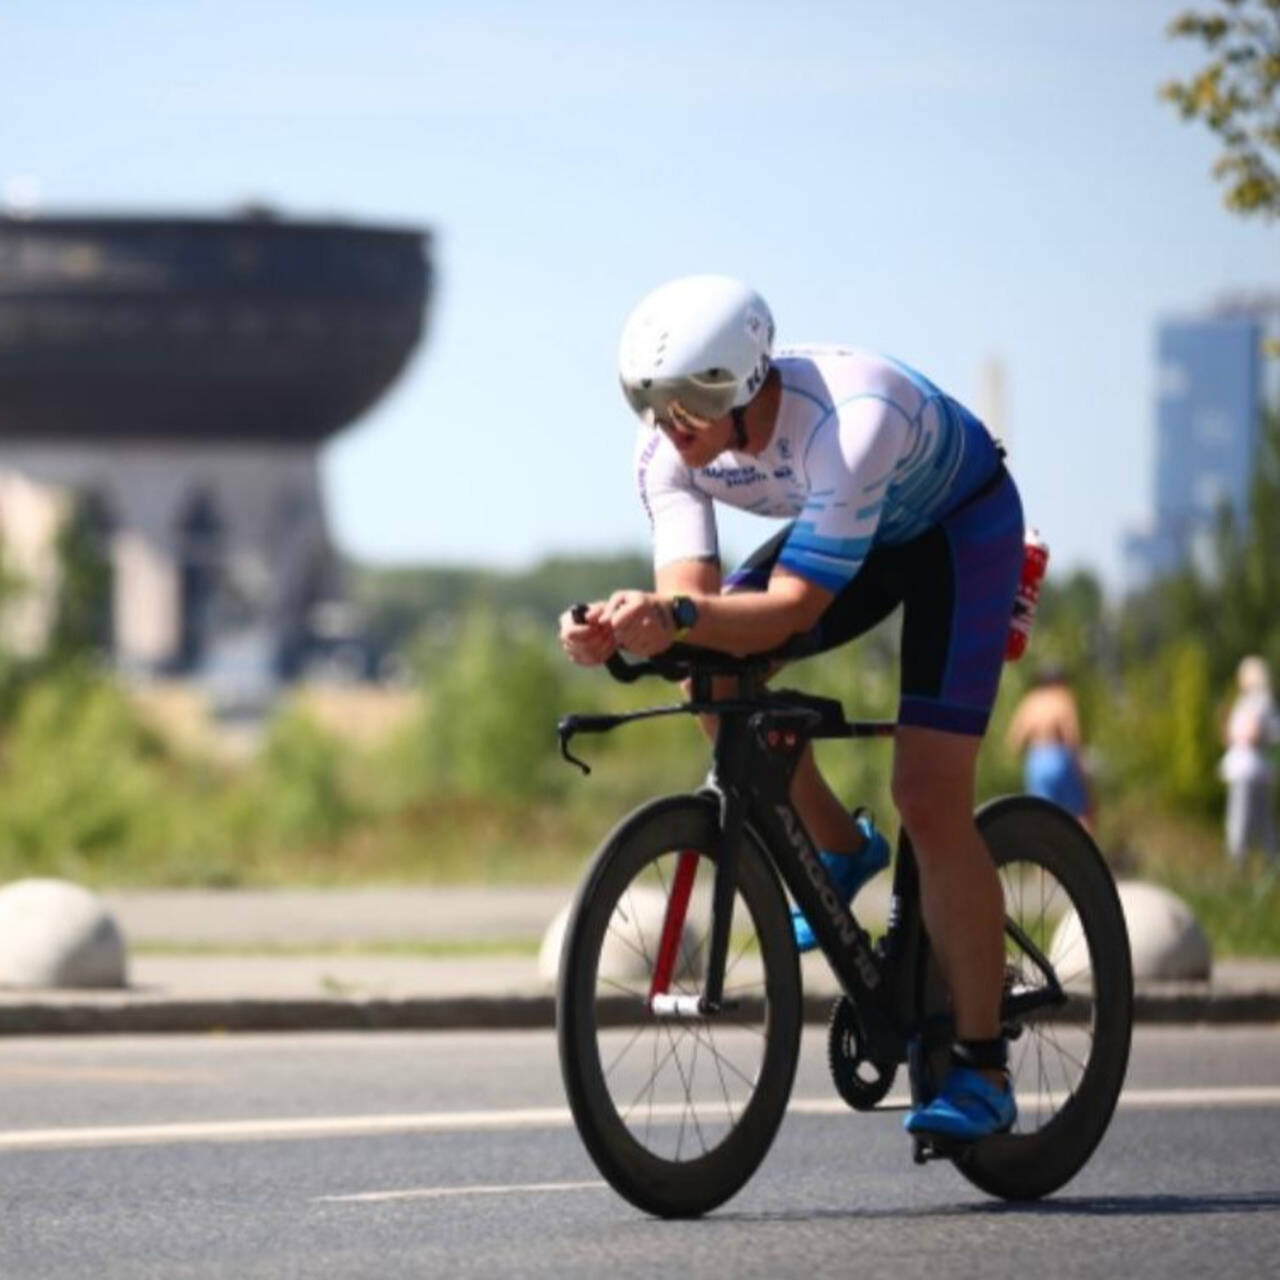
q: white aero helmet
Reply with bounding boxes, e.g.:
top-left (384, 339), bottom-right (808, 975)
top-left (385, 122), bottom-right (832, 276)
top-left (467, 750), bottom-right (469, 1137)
top-left (618, 274), bottom-right (774, 422)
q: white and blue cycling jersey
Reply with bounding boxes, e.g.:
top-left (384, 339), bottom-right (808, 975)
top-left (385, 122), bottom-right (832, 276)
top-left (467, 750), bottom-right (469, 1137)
top-left (635, 346), bottom-right (1004, 592)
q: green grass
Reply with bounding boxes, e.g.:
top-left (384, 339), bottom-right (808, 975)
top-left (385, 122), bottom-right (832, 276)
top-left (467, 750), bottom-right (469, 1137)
top-left (1095, 797), bottom-right (1280, 957)
top-left (1165, 868), bottom-right (1280, 957)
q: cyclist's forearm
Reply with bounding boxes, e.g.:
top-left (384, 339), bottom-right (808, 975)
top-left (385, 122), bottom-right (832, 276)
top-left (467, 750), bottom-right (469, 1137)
top-left (680, 582), bottom-right (829, 655)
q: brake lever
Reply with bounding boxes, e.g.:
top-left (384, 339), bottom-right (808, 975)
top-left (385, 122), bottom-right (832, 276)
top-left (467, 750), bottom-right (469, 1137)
top-left (558, 721), bottom-right (592, 776)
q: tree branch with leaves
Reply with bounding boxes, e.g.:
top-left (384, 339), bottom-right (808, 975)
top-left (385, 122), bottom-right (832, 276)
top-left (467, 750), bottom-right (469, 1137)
top-left (1161, 0), bottom-right (1280, 218)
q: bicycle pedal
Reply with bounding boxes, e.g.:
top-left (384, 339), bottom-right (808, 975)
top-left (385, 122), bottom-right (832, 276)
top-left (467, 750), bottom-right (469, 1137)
top-left (911, 1134), bottom-right (967, 1165)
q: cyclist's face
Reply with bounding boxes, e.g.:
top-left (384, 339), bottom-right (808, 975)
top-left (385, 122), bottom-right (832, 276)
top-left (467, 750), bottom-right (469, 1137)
top-left (655, 402), bottom-right (733, 467)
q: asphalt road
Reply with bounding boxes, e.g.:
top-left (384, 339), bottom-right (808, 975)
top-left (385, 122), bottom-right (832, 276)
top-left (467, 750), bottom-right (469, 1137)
top-left (0, 1026), bottom-right (1278, 1279)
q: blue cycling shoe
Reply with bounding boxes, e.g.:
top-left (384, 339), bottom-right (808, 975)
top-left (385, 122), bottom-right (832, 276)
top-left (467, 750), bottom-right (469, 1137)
top-left (791, 814), bottom-right (891, 953)
top-left (904, 1066), bottom-right (1017, 1141)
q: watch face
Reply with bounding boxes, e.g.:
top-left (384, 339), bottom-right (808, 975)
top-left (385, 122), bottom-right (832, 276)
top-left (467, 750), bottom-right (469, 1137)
top-left (673, 596), bottom-right (698, 629)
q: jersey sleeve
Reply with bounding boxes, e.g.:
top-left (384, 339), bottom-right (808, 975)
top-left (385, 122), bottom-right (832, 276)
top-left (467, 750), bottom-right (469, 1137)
top-left (634, 427), bottom-right (719, 571)
top-left (776, 396), bottom-right (911, 592)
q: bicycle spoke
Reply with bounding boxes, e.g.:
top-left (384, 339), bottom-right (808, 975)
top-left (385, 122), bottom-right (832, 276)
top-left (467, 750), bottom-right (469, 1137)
top-left (684, 1023), bottom-right (761, 1092)
top-left (598, 976), bottom-right (649, 1000)
top-left (704, 1025), bottom-right (739, 1127)
top-left (604, 919), bottom-right (656, 969)
top-left (710, 1009), bottom-right (769, 1039)
top-left (644, 1027), bottom-right (659, 1144)
top-left (723, 918), bottom-right (758, 984)
top-left (1041, 1023), bottom-right (1083, 1100)
top-left (602, 1020), bottom-right (652, 1081)
top-left (663, 1022), bottom-right (710, 1158)
top-left (620, 1027), bottom-right (685, 1118)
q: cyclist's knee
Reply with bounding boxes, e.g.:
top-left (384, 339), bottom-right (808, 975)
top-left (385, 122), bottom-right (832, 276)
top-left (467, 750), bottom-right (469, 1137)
top-left (892, 727), bottom-right (979, 843)
top-left (893, 777), bottom-right (950, 845)
top-left (892, 769), bottom-right (973, 847)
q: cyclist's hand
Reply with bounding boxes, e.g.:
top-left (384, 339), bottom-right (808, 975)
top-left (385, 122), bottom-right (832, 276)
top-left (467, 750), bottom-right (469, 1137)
top-left (559, 601), bottom-right (617, 666)
top-left (602, 590), bottom-right (675, 657)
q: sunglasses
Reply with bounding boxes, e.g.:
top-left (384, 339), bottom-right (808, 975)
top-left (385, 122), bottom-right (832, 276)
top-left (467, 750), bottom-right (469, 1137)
top-left (620, 369), bottom-right (740, 423)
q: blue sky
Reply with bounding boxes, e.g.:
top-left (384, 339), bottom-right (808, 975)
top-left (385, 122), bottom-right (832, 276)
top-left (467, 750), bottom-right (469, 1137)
top-left (2, 0), bottom-right (1275, 589)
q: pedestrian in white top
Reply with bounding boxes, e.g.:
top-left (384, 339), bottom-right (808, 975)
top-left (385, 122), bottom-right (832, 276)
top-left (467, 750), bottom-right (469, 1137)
top-left (1220, 654), bottom-right (1280, 866)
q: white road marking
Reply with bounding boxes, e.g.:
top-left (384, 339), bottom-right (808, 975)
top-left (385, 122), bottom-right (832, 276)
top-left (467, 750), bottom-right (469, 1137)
top-left (318, 1179), bottom-right (606, 1204)
top-left (1, 1086), bottom-right (1278, 1153)
top-left (0, 1106), bottom-right (574, 1151)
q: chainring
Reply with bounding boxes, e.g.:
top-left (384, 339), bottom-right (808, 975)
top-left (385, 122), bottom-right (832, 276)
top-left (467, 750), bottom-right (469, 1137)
top-left (827, 996), bottom-right (897, 1111)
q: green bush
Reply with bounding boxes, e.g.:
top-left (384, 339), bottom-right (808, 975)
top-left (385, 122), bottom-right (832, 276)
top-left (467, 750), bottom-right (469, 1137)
top-left (0, 664), bottom-right (174, 879)
top-left (407, 609), bottom-right (571, 801)
top-left (249, 708), bottom-right (360, 847)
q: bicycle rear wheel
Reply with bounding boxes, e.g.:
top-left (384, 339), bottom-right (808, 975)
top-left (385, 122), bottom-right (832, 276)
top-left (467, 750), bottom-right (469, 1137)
top-left (557, 794), bottom-right (801, 1218)
top-left (953, 796), bottom-right (1133, 1200)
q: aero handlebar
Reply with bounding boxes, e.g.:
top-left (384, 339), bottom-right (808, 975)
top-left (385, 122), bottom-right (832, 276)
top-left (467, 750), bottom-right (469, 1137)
top-left (569, 602), bottom-right (788, 683)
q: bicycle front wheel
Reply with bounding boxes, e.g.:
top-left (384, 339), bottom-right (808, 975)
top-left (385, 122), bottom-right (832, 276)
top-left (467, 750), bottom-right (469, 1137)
top-left (557, 794), bottom-right (801, 1218)
top-left (956, 796), bottom-right (1134, 1200)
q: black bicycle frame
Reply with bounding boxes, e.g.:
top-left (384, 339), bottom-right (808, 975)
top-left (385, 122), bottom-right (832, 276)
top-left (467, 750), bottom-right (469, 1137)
top-left (558, 656), bottom-right (926, 1064)
top-left (558, 636), bottom-right (1075, 1080)
top-left (699, 685), bottom-right (919, 1064)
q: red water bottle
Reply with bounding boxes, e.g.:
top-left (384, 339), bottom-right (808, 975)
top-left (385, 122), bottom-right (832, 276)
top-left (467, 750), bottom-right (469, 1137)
top-left (1006, 529), bottom-right (1049, 661)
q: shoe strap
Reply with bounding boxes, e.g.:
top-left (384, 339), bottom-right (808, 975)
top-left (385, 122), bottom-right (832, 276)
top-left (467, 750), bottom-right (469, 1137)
top-left (950, 1037), bottom-right (1008, 1071)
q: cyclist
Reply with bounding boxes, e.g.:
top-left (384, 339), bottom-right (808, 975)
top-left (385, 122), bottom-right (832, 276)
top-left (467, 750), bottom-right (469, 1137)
top-left (559, 274), bottom-right (1024, 1141)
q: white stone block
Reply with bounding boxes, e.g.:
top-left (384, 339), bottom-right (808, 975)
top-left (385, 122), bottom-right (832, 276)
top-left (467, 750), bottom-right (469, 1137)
top-left (0, 878), bottom-right (128, 988)
top-left (1052, 879), bottom-right (1211, 983)
top-left (538, 889), bottom-right (704, 985)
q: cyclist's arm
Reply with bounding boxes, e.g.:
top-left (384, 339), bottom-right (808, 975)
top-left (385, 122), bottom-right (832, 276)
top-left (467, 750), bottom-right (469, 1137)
top-left (655, 568), bottom-right (832, 656)
top-left (654, 557), bottom-right (721, 597)
top-left (667, 397), bottom-right (905, 654)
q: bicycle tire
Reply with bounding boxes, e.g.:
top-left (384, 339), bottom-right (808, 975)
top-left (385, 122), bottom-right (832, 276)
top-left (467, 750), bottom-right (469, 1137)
top-left (557, 794), bottom-right (802, 1218)
top-left (951, 796), bottom-right (1133, 1200)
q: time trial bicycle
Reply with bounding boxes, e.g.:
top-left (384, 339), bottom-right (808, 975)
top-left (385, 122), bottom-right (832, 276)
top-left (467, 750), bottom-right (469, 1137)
top-left (554, 630), bottom-right (1133, 1218)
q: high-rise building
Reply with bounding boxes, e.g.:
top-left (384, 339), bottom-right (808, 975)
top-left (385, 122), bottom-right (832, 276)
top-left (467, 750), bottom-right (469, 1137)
top-left (1124, 304), bottom-right (1275, 587)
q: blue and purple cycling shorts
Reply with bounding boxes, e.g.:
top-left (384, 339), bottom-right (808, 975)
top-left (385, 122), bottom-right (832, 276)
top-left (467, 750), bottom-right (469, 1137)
top-left (727, 466), bottom-right (1025, 737)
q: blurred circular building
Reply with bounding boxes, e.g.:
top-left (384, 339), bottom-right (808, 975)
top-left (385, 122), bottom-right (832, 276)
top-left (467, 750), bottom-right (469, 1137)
top-left (0, 210), bottom-right (430, 682)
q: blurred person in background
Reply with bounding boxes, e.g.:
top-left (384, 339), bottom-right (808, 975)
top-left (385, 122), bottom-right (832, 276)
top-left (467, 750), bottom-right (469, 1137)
top-left (1219, 655), bottom-right (1280, 868)
top-left (1006, 666), bottom-right (1093, 830)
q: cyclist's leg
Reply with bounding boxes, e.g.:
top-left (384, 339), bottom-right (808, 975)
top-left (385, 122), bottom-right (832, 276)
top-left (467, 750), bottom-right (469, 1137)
top-left (893, 726), bottom-right (1004, 1046)
top-left (890, 470), bottom-right (1024, 1130)
top-left (790, 749), bottom-right (861, 853)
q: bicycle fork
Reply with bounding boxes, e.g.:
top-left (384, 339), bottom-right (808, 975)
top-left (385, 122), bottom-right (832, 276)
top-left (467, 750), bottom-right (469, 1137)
top-left (649, 709), bottom-right (755, 1019)
top-left (648, 782), bottom-right (750, 1018)
top-left (647, 849), bottom-right (699, 1013)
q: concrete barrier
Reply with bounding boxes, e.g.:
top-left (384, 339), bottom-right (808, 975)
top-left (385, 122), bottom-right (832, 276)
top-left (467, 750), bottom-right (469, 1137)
top-left (0, 879), bottom-right (128, 989)
top-left (538, 890), bottom-right (704, 985)
top-left (1052, 879), bottom-right (1211, 983)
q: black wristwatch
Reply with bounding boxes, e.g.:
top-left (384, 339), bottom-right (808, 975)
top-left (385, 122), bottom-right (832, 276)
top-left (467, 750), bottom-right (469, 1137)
top-left (670, 595), bottom-right (699, 640)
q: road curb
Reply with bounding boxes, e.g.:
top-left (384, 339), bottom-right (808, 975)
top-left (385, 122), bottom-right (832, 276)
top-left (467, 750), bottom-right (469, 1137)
top-left (0, 996), bottom-right (559, 1036)
top-left (0, 987), bottom-right (1278, 1035)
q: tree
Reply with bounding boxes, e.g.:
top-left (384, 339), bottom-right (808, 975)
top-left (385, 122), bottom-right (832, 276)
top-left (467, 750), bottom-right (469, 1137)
top-left (1161, 0), bottom-right (1280, 218)
top-left (1117, 411), bottom-right (1280, 700)
top-left (50, 495), bottom-right (114, 662)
